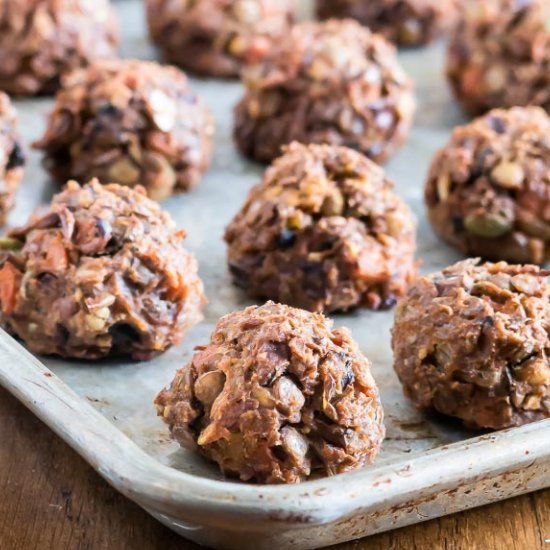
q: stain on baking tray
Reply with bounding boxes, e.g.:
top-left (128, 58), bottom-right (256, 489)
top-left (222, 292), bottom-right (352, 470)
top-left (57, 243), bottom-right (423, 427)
top-left (322, 463), bottom-right (543, 542)
top-left (86, 396), bottom-right (110, 405)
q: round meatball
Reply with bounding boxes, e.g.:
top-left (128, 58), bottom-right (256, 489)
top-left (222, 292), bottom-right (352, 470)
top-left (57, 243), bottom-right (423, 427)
top-left (0, 179), bottom-right (206, 360)
top-left (316, 0), bottom-right (458, 47)
top-left (225, 142), bottom-right (417, 312)
top-left (0, 93), bottom-right (24, 226)
top-left (234, 19), bottom-right (415, 164)
top-left (146, 0), bottom-right (294, 78)
top-left (34, 59), bottom-right (214, 201)
top-left (0, 0), bottom-right (118, 96)
top-left (392, 259), bottom-right (550, 430)
top-left (425, 107), bottom-right (550, 265)
top-left (155, 301), bottom-right (385, 483)
top-left (447, 0), bottom-right (550, 115)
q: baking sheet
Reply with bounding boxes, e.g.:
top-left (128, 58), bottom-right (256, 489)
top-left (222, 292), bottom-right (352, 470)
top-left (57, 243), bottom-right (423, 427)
top-left (2, 1), bottom-right (548, 548)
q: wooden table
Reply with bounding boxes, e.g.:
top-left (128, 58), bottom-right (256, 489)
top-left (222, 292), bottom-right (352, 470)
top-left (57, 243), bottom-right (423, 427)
top-left (1, 386), bottom-right (548, 550)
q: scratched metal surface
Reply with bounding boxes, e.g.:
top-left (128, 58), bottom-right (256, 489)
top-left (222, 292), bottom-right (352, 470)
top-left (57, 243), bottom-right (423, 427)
top-left (3, 1), bottom-right (549, 549)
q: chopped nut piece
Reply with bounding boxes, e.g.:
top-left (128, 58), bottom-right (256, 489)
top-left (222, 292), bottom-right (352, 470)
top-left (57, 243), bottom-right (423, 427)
top-left (155, 302), bottom-right (384, 483)
top-left (195, 371), bottom-right (226, 407)
top-left (491, 161), bottom-right (524, 189)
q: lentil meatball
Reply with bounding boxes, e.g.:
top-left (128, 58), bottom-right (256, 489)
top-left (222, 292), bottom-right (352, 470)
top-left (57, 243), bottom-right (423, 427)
top-left (447, 0), bottom-right (550, 115)
top-left (155, 301), bottom-right (385, 484)
top-left (316, 0), bottom-right (459, 47)
top-left (0, 0), bottom-right (119, 96)
top-left (425, 107), bottom-right (550, 265)
top-left (234, 19), bottom-right (415, 164)
top-left (225, 142), bottom-right (417, 312)
top-left (0, 93), bottom-right (24, 226)
top-left (34, 59), bottom-right (214, 201)
top-left (392, 259), bottom-right (550, 430)
top-left (0, 180), bottom-right (206, 360)
top-left (146, 0), bottom-right (294, 78)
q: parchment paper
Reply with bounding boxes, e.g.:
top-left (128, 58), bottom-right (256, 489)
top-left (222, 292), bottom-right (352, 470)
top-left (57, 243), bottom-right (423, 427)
top-left (11, 0), bottom-right (478, 481)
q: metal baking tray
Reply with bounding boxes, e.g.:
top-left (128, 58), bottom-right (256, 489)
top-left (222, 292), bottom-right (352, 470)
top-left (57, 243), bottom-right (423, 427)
top-left (1, 1), bottom-right (549, 548)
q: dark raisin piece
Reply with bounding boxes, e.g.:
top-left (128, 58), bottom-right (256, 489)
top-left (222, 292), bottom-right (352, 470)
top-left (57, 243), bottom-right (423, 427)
top-left (6, 142), bottom-right (25, 170)
top-left (109, 323), bottom-right (142, 346)
top-left (486, 115), bottom-right (507, 134)
top-left (278, 228), bottom-right (296, 248)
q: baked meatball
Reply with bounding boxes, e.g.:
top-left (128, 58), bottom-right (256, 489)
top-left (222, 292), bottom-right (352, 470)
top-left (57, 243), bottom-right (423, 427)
top-left (155, 301), bottom-right (385, 483)
top-left (0, 0), bottom-right (118, 96)
top-left (425, 107), bottom-right (550, 265)
top-left (34, 59), bottom-right (214, 201)
top-left (0, 180), bottom-right (206, 360)
top-left (392, 259), bottom-right (550, 430)
top-left (447, 0), bottom-right (550, 115)
top-left (225, 142), bottom-right (417, 312)
top-left (0, 93), bottom-right (24, 226)
top-left (146, 0), bottom-right (294, 78)
top-left (234, 19), bottom-right (415, 164)
top-left (316, 0), bottom-right (458, 47)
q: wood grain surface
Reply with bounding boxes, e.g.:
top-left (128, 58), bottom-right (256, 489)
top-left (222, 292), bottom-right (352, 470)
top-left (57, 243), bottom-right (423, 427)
top-left (1, 385), bottom-right (548, 550)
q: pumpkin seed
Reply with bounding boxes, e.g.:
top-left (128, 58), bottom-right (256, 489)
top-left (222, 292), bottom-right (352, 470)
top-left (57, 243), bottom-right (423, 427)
top-left (321, 189), bottom-right (344, 216)
top-left (0, 237), bottom-right (23, 251)
top-left (108, 156), bottom-right (140, 185)
top-left (464, 212), bottom-right (512, 237)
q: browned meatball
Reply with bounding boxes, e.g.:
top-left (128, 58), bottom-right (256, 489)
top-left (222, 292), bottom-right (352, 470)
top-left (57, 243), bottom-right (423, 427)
top-left (146, 0), bottom-right (294, 78)
top-left (0, 180), bottom-right (206, 360)
top-left (225, 142), bottom-right (417, 312)
top-left (447, 0), bottom-right (550, 116)
top-left (234, 19), bottom-right (415, 164)
top-left (155, 301), bottom-right (385, 484)
top-left (316, 0), bottom-right (459, 47)
top-left (425, 107), bottom-right (550, 264)
top-left (34, 59), bottom-right (214, 201)
top-left (0, 93), bottom-right (24, 226)
top-left (392, 259), bottom-right (550, 430)
top-left (0, 0), bottom-right (119, 96)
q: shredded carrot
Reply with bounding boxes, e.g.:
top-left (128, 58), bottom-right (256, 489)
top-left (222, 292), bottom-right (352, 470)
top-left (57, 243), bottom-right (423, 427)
top-left (45, 235), bottom-right (68, 271)
top-left (0, 262), bottom-right (21, 316)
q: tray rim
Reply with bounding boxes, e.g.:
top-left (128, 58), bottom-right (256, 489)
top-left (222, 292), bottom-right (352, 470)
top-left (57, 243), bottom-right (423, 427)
top-left (1, 327), bottom-right (549, 534)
